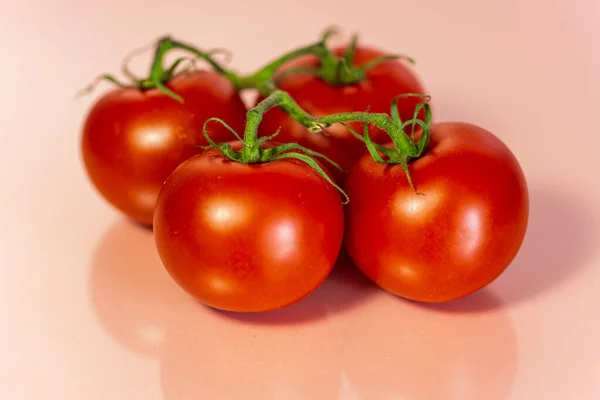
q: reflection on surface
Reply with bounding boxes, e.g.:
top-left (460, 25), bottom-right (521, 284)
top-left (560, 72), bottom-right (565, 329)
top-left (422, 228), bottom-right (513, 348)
top-left (494, 186), bottom-right (596, 304)
top-left (88, 222), bottom-right (378, 363)
top-left (159, 252), bottom-right (379, 399)
top-left (159, 268), bottom-right (517, 400)
top-left (159, 300), bottom-right (342, 400)
top-left (87, 220), bottom-right (518, 399)
top-left (337, 291), bottom-right (517, 400)
top-left (87, 219), bottom-right (188, 357)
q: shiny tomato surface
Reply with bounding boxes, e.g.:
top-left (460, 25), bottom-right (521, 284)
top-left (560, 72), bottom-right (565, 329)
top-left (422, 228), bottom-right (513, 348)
top-left (344, 122), bottom-right (529, 302)
top-left (81, 71), bottom-right (247, 226)
top-left (257, 45), bottom-right (427, 181)
top-left (153, 145), bottom-right (345, 312)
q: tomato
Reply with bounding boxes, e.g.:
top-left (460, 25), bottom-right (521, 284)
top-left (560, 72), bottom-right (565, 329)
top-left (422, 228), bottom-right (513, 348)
top-left (256, 45), bottom-right (427, 182)
top-left (344, 122), bottom-right (529, 302)
top-left (152, 144), bottom-right (345, 312)
top-left (80, 71), bottom-right (247, 226)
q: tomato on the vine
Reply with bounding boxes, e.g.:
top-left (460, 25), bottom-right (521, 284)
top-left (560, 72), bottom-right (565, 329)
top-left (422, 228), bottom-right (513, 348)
top-left (257, 45), bottom-right (427, 181)
top-left (344, 122), bottom-right (529, 302)
top-left (153, 142), bottom-right (345, 312)
top-left (81, 70), bottom-right (247, 226)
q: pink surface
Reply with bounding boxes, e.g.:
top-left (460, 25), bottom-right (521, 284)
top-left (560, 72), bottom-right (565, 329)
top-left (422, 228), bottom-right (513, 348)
top-left (1, 1), bottom-right (599, 399)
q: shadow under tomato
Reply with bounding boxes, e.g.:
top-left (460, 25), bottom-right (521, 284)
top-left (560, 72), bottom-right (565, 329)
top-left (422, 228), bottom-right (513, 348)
top-left (87, 219), bottom-right (189, 357)
top-left (492, 183), bottom-right (597, 305)
top-left (407, 287), bottom-right (509, 314)
top-left (209, 249), bottom-right (380, 326)
top-left (130, 218), bottom-right (154, 231)
top-left (337, 289), bottom-right (518, 400)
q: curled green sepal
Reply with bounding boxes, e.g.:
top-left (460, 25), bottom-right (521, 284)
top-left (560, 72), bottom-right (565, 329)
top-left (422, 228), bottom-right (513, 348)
top-left (76, 36), bottom-right (234, 103)
top-left (345, 121), bottom-right (421, 193)
top-left (167, 36), bottom-right (330, 96)
top-left (74, 74), bottom-right (129, 99)
top-left (342, 122), bottom-right (396, 161)
top-left (76, 36), bottom-right (194, 103)
top-left (201, 116), bottom-right (349, 204)
top-left (295, 92), bottom-right (433, 193)
top-left (381, 95), bottom-right (433, 193)
top-left (278, 27), bottom-right (416, 86)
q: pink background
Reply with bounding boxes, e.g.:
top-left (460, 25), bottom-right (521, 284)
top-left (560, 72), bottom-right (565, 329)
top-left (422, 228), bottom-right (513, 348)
top-left (1, 0), bottom-right (599, 399)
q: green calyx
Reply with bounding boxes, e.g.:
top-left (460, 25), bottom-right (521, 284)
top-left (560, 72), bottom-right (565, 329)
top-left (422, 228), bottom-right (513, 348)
top-left (201, 91), bottom-right (349, 203)
top-left (344, 94), bottom-right (432, 192)
top-left (277, 28), bottom-right (415, 87)
top-left (76, 36), bottom-right (220, 103)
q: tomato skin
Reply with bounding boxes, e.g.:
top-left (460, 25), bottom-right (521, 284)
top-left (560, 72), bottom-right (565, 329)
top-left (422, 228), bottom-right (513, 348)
top-left (344, 122), bottom-right (529, 302)
top-left (153, 145), bottom-right (345, 312)
top-left (257, 45), bottom-right (427, 182)
top-left (81, 71), bottom-right (247, 226)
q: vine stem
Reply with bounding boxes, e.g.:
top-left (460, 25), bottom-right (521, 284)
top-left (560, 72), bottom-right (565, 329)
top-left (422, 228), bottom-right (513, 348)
top-left (266, 90), bottom-right (428, 160)
top-left (168, 26), bottom-right (412, 93)
top-left (169, 38), bottom-right (326, 95)
top-left (200, 89), bottom-right (432, 201)
top-left (79, 28), bottom-right (414, 103)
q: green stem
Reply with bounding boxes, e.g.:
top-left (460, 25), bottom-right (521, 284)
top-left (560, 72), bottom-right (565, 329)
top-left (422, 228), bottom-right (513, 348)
top-left (125, 37), bottom-right (184, 102)
top-left (148, 37), bottom-right (173, 82)
top-left (233, 89), bottom-right (427, 161)
top-left (169, 38), bottom-right (327, 96)
top-left (79, 29), bottom-right (415, 104)
top-left (85, 27), bottom-right (411, 101)
top-left (167, 38), bottom-right (240, 84)
top-left (78, 36), bottom-right (195, 102)
top-left (167, 27), bottom-right (413, 93)
top-left (240, 92), bottom-right (286, 161)
top-left (201, 89), bottom-right (432, 200)
top-left (258, 90), bottom-right (433, 191)
top-left (267, 91), bottom-right (423, 159)
top-left (315, 112), bottom-right (419, 157)
top-left (235, 43), bottom-right (326, 95)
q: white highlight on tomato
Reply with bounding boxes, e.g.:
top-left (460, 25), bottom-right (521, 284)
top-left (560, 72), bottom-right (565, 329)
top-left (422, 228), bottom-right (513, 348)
top-left (132, 124), bottom-right (173, 150)
top-left (459, 207), bottom-right (485, 260)
top-left (203, 199), bottom-right (248, 232)
top-left (205, 274), bottom-right (235, 295)
top-left (270, 219), bottom-right (298, 262)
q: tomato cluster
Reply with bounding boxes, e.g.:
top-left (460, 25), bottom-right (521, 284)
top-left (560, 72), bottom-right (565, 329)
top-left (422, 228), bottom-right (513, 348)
top-left (80, 29), bottom-right (528, 312)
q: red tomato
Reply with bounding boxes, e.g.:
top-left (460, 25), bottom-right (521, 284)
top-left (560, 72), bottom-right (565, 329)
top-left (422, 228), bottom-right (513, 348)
top-left (344, 122), bottom-right (529, 302)
top-left (256, 45), bottom-right (427, 181)
top-left (152, 144), bottom-right (345, 312)
top-left (81, 71), bottom-right (247, 226)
